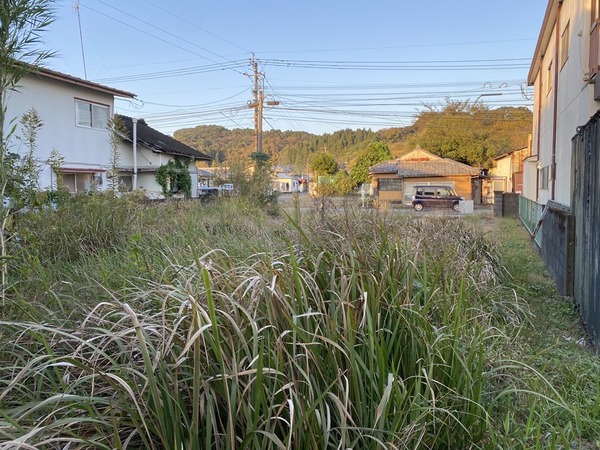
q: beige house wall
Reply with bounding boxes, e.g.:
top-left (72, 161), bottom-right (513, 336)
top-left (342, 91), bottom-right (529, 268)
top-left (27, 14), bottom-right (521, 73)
top-left (372, 174), bottom-right (474, 206)
top-left (528, 0), bottom-right (599, 207)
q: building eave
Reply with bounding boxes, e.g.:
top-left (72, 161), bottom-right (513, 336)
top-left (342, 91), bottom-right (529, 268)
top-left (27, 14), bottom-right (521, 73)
top-left (528, 0), bottom-right (561, 86)
top-left (25, 64), bottom-right (136, 98)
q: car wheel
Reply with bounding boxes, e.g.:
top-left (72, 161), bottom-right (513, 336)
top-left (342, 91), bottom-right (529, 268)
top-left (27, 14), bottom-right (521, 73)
top-left (414, 203), bottom-right (423, 211)
top-left (452, 203), bottom-right (460, 212)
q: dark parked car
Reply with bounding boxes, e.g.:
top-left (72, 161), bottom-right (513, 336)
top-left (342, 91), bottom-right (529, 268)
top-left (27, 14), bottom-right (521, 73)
top-left (198, 186), bottom-right (220, 199)
top-left (412, 185), bottom-right (463, 212)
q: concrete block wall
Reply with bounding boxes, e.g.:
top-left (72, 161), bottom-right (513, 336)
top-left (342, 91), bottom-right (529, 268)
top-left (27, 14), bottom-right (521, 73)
top-left (539, 203), bottom-right (575, 297)
top-left (493, 191), bottom-right (503, 217)
top-left (502, 193), bottom-right (520, 217)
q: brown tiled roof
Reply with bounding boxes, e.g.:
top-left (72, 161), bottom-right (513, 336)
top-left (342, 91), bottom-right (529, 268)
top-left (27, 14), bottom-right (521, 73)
top-left (117, 115), bottom-right (211, 161)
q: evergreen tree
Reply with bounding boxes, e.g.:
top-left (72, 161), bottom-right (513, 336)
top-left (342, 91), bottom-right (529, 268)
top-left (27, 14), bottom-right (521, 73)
top-left (350, 141), bottom-right (391, 186)
top-left (310, 152), bottom-right (338, 176)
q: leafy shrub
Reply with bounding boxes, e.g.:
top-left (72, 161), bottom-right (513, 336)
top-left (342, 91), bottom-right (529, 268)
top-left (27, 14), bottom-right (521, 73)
top-left (14, 192), bottom-right (138, 264)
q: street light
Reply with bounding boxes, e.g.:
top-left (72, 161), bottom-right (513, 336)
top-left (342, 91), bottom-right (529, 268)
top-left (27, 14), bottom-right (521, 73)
top-left (473, 92), bottom-right (502, 103)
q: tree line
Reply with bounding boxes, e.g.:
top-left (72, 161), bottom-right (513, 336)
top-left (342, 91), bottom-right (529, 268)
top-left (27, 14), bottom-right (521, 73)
top-left (174, 101), bottom-right (532, 173)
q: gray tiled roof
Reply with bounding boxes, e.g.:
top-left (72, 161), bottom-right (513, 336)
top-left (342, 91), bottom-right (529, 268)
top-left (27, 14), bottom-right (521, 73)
top-left (396, 159), bottom-right (480, 177)
top-left (369, 149), bottom-right (479, 177)
top-left (118, 115), bottom-right (211, 161)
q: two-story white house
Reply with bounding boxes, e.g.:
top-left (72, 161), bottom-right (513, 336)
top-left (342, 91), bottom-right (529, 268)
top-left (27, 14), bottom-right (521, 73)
top-left (5, 65), bottom-right (210, 198)
top-left (525, 0), bottom-right (600, 347)
top-left (5, 65), bottom-right (136, 193)
top-left (525, 0), bottom-right (600, 206)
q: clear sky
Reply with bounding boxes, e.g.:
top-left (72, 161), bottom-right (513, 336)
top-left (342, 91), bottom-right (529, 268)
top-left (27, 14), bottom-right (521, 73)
top-left (42, 0), bottom-right (549, 136)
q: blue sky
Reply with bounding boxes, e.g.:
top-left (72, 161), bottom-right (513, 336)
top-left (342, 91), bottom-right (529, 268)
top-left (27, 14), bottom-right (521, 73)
top-left (44, 0), bottom-right (549, 135)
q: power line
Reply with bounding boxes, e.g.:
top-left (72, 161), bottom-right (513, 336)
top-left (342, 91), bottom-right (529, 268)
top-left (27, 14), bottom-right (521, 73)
top-left (264, 75), bottom-right (307, 133)
top-left (95, 61), bottom-right (248, 84)
top-left (139, 0), bottom-right (251, 54)
top-left (74, 1), bottom-right (87, 79)
top-left (260, 57), bottom-right (530, 71)
top-left (81, 2), bottom-right (247, 76)
top-left (124, 87), bottom-right (251, 108)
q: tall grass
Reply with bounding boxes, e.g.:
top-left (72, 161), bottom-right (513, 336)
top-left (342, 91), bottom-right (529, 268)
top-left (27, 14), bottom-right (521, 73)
top-left (0, 196), bottom-right (593, 449)
top-left (6, 195), bottom-right (289, 321)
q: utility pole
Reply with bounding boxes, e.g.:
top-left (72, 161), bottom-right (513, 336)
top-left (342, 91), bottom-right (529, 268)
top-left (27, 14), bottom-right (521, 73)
top-left (246, 55), bottom-right (278, 154)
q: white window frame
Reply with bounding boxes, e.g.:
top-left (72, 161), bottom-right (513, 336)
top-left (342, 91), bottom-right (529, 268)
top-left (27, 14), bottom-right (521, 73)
top-left (75, 99), bottom-right (110, 130)
top-left (560, 21), bottom-right (569, 69)
top-left (61, 172), bottom-right (102, 193)
top-left (540, 166), bottom-right (550, 190)
top-left (378, 178), bottom-right (403, 192)
top-left (546, 60), bottom-right (553, 95)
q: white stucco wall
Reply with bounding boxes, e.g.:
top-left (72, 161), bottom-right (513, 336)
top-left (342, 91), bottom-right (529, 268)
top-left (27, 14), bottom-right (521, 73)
top-left (530, 0), bottom-right (600, 207)
top-left (522, 159), bottom-right (539, 200)
top-left (491, 157), bottom-right (512, 192)
top-left (5, 72), bottom-right (118, 191)
top-left (118, 141), bottom-right (199, 198)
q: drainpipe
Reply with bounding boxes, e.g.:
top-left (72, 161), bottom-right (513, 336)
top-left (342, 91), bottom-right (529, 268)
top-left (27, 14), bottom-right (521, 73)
top-left (132, 118), bottom-right (138, 190)
top-left (536, 60), bottom-right (543, 203)
top-left (551, 1), bottom-right (562, 201)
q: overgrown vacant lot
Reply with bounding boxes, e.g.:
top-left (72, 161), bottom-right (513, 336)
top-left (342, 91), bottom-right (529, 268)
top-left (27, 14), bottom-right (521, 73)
top-left (1, 194), bottom-right (598, 449)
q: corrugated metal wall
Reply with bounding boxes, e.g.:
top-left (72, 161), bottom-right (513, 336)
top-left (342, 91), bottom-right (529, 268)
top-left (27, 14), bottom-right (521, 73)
top-left (519, 196), bottom-right (543, 246)
top-left (572, 111), bottom-right (600, 347)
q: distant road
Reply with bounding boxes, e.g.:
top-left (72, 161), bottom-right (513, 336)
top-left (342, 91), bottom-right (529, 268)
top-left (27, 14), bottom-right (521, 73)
top-left (277, 192), bottom-right (494, 217)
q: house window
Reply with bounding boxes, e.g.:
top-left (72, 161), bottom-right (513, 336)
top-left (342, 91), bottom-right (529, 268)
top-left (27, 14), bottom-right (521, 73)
top-left (118, 174), bottom-right (133, 191)
top-left (539, 166), bottom-right (550, 190)
top-left (62, 172), bottom-right (95, 193)
top-left (378, 178), bottom-right (402, 191)
top-left (560, 21), bottom-right (569, 69)
top-left (546, 60), bottom-right (553, 95)
top-left (591, 0), bottom-right (600, 76)
top-left (75, 100), bottom-right (109, 129)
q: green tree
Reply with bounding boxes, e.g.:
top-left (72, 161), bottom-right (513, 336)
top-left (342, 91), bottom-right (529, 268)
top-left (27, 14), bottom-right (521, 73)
top-left (229, 152), bottom-right (278, 211)
top-left (47, 147), bottom-right (68, 204)
top-left (15, 108), bottom-right (43, 206)
top-left (409, 100), bottom-right (532, 167)
top-left (0, 0), bottom-right (55, 301)
top-left (333, 170), bottom-right (354, 195)
top-left (0, 0), bottom-right (55, 158)
top-left (350, 141), bottom-right (391, 186)
top-left (410, 100), bottom-right (487, 165)
top-left (107, 115), bottom-right (126, 195)
top-left (310, 152), bottom-right (338, 176)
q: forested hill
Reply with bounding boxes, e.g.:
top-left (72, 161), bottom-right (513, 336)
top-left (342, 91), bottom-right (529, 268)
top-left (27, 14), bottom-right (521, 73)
top-left (172, 104), bottom-right (533, 170)
top-left (172, 126), bottom-right (405, 170)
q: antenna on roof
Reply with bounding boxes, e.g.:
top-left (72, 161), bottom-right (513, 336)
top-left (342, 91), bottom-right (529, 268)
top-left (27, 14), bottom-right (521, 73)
top-left (74, 1), bottom-right (88, 80)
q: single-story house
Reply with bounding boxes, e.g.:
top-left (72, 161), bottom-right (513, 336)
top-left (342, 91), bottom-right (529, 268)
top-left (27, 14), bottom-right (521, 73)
top-left (196, 166), bottom-right (231, 183)
top-left (116, 115), bottom-right (210, 198)
top-left (369, 147), bottom-right (481, 206)
top-left (273, 170), bottom-right (300, 193)
top-left (198, 168), bottom-right (215, 188)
